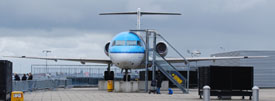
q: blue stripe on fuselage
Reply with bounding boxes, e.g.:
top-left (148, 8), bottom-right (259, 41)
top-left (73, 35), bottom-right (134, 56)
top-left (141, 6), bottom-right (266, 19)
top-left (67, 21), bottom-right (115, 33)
top-left (109, 46), bottom-right (145, 53)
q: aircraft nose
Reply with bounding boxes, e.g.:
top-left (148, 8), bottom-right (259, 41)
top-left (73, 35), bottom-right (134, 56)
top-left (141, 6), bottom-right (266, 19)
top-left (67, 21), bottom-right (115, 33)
top-left (110, 52), bottom-right (144, 69)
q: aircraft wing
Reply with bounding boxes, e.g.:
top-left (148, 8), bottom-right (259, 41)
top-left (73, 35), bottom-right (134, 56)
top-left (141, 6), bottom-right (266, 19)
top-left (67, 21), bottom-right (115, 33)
top-left (4, 55), bottom-right (268, 64)
top-left (4, 56), bottom-right (112, 64)
top-left (165, 56), bottom-right (268, 63)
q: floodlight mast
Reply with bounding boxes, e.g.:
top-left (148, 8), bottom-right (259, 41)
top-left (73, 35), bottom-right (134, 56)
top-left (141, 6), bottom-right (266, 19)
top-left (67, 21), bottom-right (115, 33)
top-left (99, 8), bottom-right (181, 29)
top-left (42, 50), bottom-right (51, 74)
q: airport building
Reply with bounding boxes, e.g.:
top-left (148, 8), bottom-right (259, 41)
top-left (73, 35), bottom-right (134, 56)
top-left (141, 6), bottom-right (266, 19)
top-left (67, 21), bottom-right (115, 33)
top-left (210, 50), bottom-right (275, 88)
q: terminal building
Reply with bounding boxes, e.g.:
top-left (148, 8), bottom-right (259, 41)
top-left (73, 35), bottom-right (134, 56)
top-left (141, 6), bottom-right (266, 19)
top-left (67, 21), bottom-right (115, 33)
top-left (210, 50), bottom-right (275, 88)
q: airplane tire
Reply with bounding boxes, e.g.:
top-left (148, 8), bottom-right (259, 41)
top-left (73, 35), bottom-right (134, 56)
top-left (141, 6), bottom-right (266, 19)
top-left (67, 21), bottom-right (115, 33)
top-left (123, 75), bottom-right (131, 81)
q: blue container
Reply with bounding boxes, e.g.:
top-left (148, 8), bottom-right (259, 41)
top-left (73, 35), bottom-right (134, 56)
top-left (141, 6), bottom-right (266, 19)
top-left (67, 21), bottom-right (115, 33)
top-left (168, 88), bottom-right (173, 95)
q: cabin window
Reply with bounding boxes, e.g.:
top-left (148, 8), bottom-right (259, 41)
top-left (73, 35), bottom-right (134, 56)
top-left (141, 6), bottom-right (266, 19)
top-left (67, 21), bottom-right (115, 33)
top-left (115, 40), bottom-right (125, 46)
top-left (126, 40), bottom-right (137, 46)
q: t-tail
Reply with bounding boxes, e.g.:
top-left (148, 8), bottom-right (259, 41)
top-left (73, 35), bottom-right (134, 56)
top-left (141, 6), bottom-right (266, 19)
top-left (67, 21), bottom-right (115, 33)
top-left (99, 8), bottom-right (181, 29)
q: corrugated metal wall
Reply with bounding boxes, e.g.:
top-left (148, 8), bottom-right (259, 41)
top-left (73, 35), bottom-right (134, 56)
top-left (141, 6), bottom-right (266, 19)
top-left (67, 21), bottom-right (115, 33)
top-left (211, 51), bottom-right (275, 87)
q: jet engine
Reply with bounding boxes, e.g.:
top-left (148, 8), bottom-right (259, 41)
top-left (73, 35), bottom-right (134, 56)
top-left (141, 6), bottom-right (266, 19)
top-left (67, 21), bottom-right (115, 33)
top-left (156, 42), bottom-right (168, 57)
top-left (104, 42), bottom-right (110, 56)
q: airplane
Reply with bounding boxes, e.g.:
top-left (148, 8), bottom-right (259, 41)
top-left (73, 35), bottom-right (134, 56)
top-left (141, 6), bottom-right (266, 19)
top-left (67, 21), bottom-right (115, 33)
top-left (5, 8), bottom-right (267, 81)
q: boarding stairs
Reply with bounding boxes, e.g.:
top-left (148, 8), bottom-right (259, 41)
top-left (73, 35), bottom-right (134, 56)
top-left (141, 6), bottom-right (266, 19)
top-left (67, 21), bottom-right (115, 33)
top-left (149, 34), bottom-right (190, 94)
top-left (131, 29), bottom-right (190, 93)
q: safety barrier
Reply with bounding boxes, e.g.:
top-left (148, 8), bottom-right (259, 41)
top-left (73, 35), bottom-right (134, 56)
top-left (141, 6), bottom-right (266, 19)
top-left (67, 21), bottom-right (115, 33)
top-left (67, 77), bottom-right (104, 87)
top-left (12, 79), bottom-right (72, 92)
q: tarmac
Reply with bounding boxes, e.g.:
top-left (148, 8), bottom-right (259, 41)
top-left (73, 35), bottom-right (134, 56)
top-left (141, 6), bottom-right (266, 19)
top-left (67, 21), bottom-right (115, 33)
top-left (23, 88), bottom-right (275, 101)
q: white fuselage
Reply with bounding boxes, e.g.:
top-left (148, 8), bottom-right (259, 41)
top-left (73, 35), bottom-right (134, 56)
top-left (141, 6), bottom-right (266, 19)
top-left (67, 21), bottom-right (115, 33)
top-left (109, 53), bottom-right (144, 69)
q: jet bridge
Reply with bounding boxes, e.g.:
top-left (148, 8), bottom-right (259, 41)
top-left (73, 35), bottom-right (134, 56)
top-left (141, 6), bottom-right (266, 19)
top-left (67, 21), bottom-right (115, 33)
top-left (131, 29), bottom-right (190, 93)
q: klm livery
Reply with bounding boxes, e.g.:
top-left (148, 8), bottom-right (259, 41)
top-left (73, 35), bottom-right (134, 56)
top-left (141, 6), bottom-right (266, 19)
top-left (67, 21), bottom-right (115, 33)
top-left (108, 32), bottom-right (145, 69)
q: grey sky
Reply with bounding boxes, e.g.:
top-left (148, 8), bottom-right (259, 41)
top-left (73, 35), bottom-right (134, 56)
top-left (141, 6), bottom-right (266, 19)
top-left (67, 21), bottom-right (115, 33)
top-left (0, 0), bottom-right (274, 73)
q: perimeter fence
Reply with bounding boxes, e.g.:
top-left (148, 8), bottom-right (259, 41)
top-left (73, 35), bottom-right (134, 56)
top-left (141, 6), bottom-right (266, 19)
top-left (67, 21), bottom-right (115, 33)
top-left (12, 79), bottom-right (72, 92)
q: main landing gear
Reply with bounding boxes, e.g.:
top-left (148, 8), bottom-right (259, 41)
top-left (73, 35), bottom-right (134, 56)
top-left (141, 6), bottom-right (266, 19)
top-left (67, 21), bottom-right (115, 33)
top-left (104, 63), bottom-right (114, 80)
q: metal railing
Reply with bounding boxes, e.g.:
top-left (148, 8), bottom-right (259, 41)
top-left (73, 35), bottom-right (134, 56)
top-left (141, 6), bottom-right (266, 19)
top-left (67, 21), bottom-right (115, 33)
top-left (154, 52), bottom-right (188, 93)
top-left (12, 79), bottom-right (72, 92)
top-left (157, 34), bottom-right (191, 91)
top-left (130, 29), bottom-right (190, 93)
top-left (31, 65), bottom-right (141, 79)
top-left (149, 31), bottom-right (190, 93)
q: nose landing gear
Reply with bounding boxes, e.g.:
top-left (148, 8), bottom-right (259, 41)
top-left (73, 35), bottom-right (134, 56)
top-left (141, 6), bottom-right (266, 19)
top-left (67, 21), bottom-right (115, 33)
top-left (122, 69), bottom-right (131, 81)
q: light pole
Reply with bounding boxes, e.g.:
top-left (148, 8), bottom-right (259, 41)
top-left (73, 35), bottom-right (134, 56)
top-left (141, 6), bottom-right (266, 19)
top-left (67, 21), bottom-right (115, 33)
top-left (188, 50), bottom-right (202, 89)
top-left (42, 50), bottom-right (51, 74)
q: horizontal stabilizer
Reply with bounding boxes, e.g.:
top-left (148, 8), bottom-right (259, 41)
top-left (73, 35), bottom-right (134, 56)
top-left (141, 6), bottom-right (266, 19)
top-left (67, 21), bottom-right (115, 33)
top-left (99, 12), bottom-right (181, 15)
top-left (141, 12), bottom-right (181, 15)
top-left (99, 12), bottom-right (137, 15)
top-left (99, 8), bottom-right (181, 29)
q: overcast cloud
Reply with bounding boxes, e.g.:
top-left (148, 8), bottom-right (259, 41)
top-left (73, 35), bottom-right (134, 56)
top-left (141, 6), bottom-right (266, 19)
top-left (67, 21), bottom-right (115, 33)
top-left (0, 0), bottom-right (274, 73)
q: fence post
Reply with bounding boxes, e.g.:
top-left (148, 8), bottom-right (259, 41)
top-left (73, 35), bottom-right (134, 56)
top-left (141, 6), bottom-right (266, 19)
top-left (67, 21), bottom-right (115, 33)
top-left (203, 85), bottom-right (210, 101)
top-left (252, 86), bottom-right (259, 101)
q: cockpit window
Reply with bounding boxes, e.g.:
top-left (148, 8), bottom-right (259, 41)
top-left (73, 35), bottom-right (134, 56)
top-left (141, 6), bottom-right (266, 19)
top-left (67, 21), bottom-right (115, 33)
top-left (115, 40), bottom-right (125, 46)
top-left (126, 40), bottom-right (137, 46)
top-left (113, 40), bottom-right (141, 46)
top-left (137, 41), bottom-right (141, 46)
